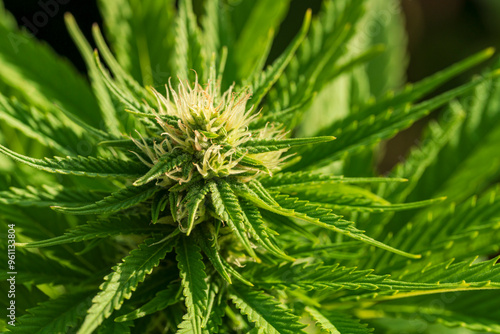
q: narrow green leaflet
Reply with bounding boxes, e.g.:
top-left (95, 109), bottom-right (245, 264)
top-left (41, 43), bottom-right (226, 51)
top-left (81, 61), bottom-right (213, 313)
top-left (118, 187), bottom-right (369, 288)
top-left (232, 0), bottom-right (290, 80)
top-left (293, 70), bottom-right (498, 170)
top-left (0, 144), bottom-right (147, 177)
top-left (202, 281), bottom-right (226, 334)
top-left (0, 185), bottom-right (106, 208)
top-left (268, 1), bottom-right (365, 115)
top-left (193, 224), bottom-right (232, 284)
top-left (0, 19), bottom-right (102, 127)
top-left (261, 210), bottom-right (319, 243)
top-left (211, 180), bottom-right (258, 259)
top-left (52, 184), bottom-right (159, 215)
top-left (65, 14), bottom-right (122, 137)
top-left (176, 236), bottom-right (209, 334)
top-left (98, 138), bottom-right (157, 149)
top-left (9, 292), bottom-right (92, 334)
top-left (0, 94), bottom-right (84, 155)
top-left (305, 308), bottom-right (372, 334)
top-left (250, 95), bottom-right (314, 130)
top-left (241, 136), bottom-right (335, 154)
top-left (323, 47), bottom-right (495, 136)
top-left (200, 0), bottom-right (222, 70)
top-left (373, 291), bottom-right (500, 334)
top-left (184, 183), bottom-right (211, 235)
top-left (239, 198), bottom-right (293, 261)
top-left (315, 45), bottom-right (385, 93)
top-left (77, 238), bottom-right (174, 334)
top-left (133, 154), bottom-right (189, 186)
top-left (285, 242), bottom-right (362, 260)
top-left (382, 106), bottom-right (465, 203)
top-left (365, 188), bottom-right (500, 273)
top-left (229, 287), bottom-right (307, 334)
top-left (17, 214), bottom-right (167, 248)
top-left (0, 250), bottom-right (88, 285)
top-left (91, 23), bottom-right (153, 104)
top-left (97, 0), bottom-right (175, 85)
top-left (174, 0), bottom-right (206, 81)
top-left (260, 171), bottom-right (407, 190)
top-left (293, 185), bottom-right (445, 213)
top-left (234, 183), bottom-right (420, 259)
top-left (404, 75), bottom-right (500, 205)
top-left (245, 257), bottom-right (500, 299)
top-left (94, 52), bottom-right (158, 119)
top-left (247, 9), bottom-right (311, 106)
top-left (115, 283), bottom-right (181, 322)
top-left (305, 307), bottom-right (341, 334)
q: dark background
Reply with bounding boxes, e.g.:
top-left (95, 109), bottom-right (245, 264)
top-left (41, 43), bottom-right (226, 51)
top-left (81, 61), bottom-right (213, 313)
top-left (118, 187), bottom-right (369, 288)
top-left (3, 0), bottom-right (500, 170)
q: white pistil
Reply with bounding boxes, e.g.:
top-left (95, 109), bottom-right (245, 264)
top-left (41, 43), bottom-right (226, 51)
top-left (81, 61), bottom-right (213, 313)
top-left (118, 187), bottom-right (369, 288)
top-left (133, 75), bottom-right (286, 184)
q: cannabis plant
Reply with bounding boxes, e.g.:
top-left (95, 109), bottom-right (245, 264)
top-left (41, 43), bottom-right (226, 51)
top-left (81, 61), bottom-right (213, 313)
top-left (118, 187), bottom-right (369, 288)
top-left (1, 0), bottom-right (500, 333)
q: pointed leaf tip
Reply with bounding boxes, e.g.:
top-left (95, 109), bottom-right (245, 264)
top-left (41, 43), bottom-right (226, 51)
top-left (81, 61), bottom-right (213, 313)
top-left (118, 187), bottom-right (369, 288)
top-left (485, 46), bottom-right (495, 57)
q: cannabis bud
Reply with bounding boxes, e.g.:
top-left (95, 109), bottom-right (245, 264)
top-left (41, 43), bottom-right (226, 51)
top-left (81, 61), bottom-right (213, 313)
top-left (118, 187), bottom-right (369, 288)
top-left (129, 74), bottom-right (292, 233)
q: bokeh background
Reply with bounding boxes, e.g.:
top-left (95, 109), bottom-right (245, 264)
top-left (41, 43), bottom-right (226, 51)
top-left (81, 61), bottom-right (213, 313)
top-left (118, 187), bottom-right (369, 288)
top-left (3, 0), bottom-right (500, 171)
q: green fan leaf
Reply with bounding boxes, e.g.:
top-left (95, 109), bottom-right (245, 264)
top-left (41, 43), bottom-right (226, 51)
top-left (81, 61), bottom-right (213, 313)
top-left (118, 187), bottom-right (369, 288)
top-left (245, 257), bottom-right (500, 299)
top-left (176, 236), bottom-right (209, 334)
top-left (305, 306), bottom-right (340, 334)
top-left (210, 180), bottom-right (259, 259)
top-left (52, 184), bottom-right (159, 215)
top-left (9, 292), bottom-right (93, 334)
top-left (77, 238), bottom-right (175, 334)
top-left (91, 14), bottom-right (164, 100)
top-left (174, 0), bottom-right (206, 81)
top-left (402, 73), bottom-right (500, 206)
top-left (374, 291), bottom-right (500, 334)
top-left (0, 18), bottom-right (102, 127)
top-left (365, 188), bottom-right (500, 273)
top-left (193, 224), bottom-right (232, 284)
top-left (229, 286), bottom-right (307, 334)
top-left (0, 94), bottom-right (89, 155)
top-left (305, 307), bottom-right (373, 334)
top-left (293, 69), bottom-right (498, 170)
top-left (133, 153), bottom-right (189, 186)
top-left (17, 214), bottom-right (168, 248)
top-left (241, 136), bottom-right (335, 154)
top-left (234, 182), bottom-right (420, 259)
top-left (203, 281), bottom-right (226, 334)
top-left (321, 47), bottom-right (495, 138)
top-left (182, 182), bottom-right (211, 235)
top-left (93, 51), bottom-right (158, 119)
top-left (97, 0), bottom-right (175, 85)
top-left (0, 185), bottom-right (106, 208)
top-left (65, 13), bottom-right (121, 136)
top-left (260, 171), bottom-right (407, 191)
top-left (115, 282), bottom-right (181, 322)
top-left (239, 198), bottom-right (293, 261)
top-left (382, 106), bottom-right (465, 203)
top-left (291, 185), bottom-right (445, 213)
top-left (0, 144), bottom-right (147, 177)
top-left (232, 0), bottom-right (290, 81)
top-left (247, 9), bottom-right (311, 106)
top-left (0, 250), bottom-right (88, 285)
top-left (268, 0), bottom-right (365, 117)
